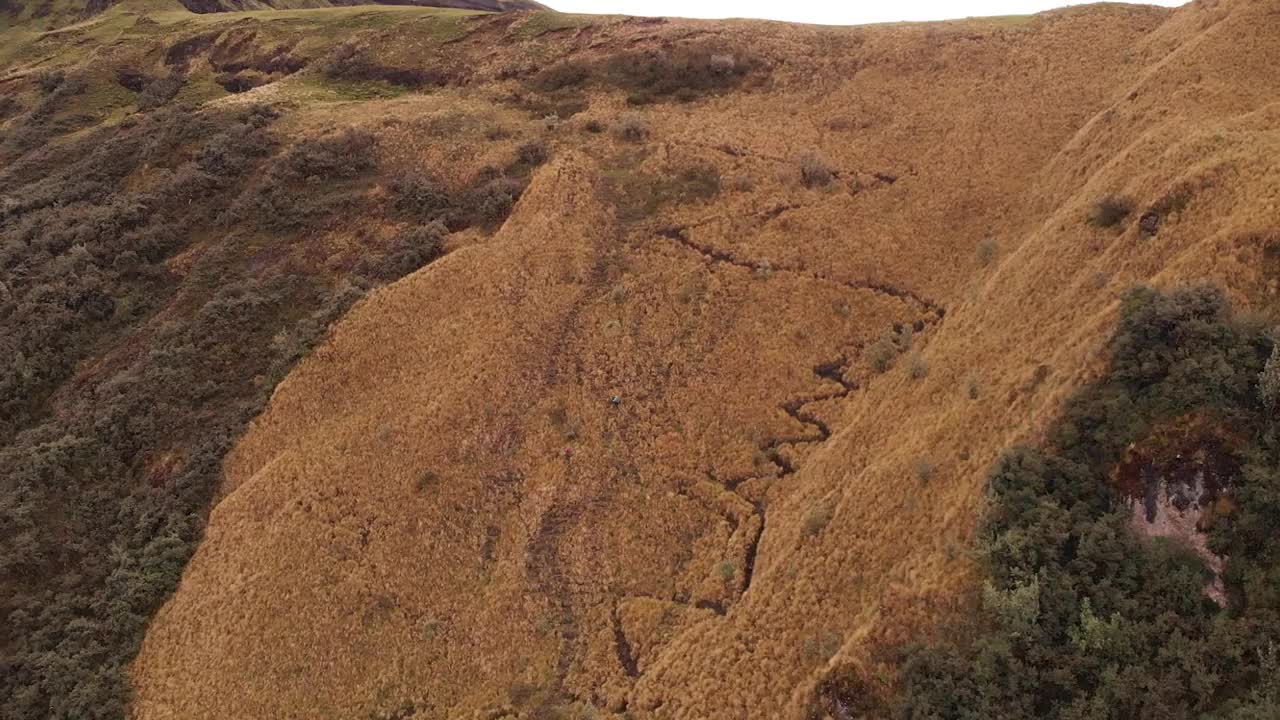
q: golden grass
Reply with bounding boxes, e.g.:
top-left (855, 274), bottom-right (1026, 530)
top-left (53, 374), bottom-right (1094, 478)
top-left (31, 0), bottom-right (1270, 716)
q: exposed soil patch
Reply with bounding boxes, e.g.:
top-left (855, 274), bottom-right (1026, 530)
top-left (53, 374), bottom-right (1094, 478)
top-left (1114, 416), bottom-right (1242, 604)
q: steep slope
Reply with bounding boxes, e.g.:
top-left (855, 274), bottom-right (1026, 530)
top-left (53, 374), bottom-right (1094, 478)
top-left (0, 0), bottom-right (539, 34)
top-left (173, 0), bottom-right (544, 17)
top-left (121, 1), bottom-right (1280, 718)
top-left (3, 0), bottom-right (1279, 717)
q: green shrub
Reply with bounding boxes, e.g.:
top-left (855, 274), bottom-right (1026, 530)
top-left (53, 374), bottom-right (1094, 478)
top-left (609, 164), bottom-right (719, 222)
top-left (530, 46), bottom-right (758, 105)
top-left (1089, 193), bottom-right (1134, 228)
top-left (34, 69), bottom-right (65, 94)
top-left (889, 284), bottom-right (1280, 719)
top-left (610, 46), bottom-right (754, 105)
top-left (390, 173), bottom-right (455, 223)
top-left (137, 75), bottom-right (184, 111)
top-left (530, 59), bottom-right (591, 92)
top-left (0, 95), bottom-right (20, 121)
top-left (0, 104), bottom-right (445, 720)
top-left (467, 177), bottom-right (526, 225)
top-left (283, 128), bottom-right (378, 180)
top-left (868, 334), bottom-right (897, 373)
top-left (322, 42), bottom-right (449, 88)
top-left (222, 129), bottom-right (379, 231)
top-left (361, 222), bottom-right (447, 281)
top-left (511, 139), bottom-right (549, 174)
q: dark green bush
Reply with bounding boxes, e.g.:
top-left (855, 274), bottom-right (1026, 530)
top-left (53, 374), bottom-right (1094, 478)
top-left (221, 128), bottom-right (379, 231)
top-left (321, 42), bottom-right (450, 89)
top-left (976, 237), bottom-right (998, 266)
top-left (137, 74), bottom-right (184, 111)
top-left (513, 139), bottom-right (549, 172)
top-left (34, 69), bottom-right (65, 94)
top-left (389, 168), bottom-right (527, 232)
top-left (609, 163), bottom-right (720, 222)
top-left (390, 173), bottom-right (456, 224)
top-left (283, 128), bottom-right (378, 180)
top-left (0, 102), bottom-right (451, 720)
top-left (610, 46), bottom-right (753, 105)
top-left (360, 222), bottom-right (446, 281)
top-left (0, 94), bottom-right (22, 120)
top-left (529, 46), bottom-right (758, 106)
top-left (467, 177), bottom-right (526, 225)
top-left (799, 151), bottom-right (835, 188)
top-left (887, 285), bottom-right (1280, 719)
top-left (0, 74), bottom-right (89, 160)
top-left (530, 59), bottom-right (591, 92)
top-left (619, 113), bottom-right (647, 142)
top-left (1089, 193), bottom-right (1135, 228)
top-left (0, 106), bottom-right (280, 437)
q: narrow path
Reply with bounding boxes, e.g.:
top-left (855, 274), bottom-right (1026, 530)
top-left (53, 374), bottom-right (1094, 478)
top-left (527, 497), bottom-right (589, 706)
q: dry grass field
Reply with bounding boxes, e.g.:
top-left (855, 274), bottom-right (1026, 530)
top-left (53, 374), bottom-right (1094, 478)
top-left (3, 0), bottom-right (1279, 717)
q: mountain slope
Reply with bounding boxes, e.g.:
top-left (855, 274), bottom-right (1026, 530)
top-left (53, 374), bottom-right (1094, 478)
top-left (0, 0), bottom-right (542, 33)
top-left (3, 0), bottom-right (1279, 717)
top-left (120, 1), bottom-right (1280, 717)
top-left (173, 0), bottom-right (545, 16)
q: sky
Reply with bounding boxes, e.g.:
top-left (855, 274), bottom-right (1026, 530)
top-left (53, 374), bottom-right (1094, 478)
top-left (543, 0), bottom-right (1186, 26)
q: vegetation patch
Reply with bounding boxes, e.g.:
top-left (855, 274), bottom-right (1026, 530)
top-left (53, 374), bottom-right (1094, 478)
top-left (868, 286), bottom-right (1280, 719)
top-left (799, 150), bottom-right (836, 188)
top-left (500, 90), bottom-right (588, 122)
top-left (321, 40), bottom-right (454, 89)
top-left (1089, 193), bottom-right (1134, 228)
top-left (221, 126), bottom-right (379, 232)
top-left (606, 162), bottom-right (721, 222)
top-left (976, 237), bottom-right (998, 266)
top-left (530, 43), bottom-right (763, 105)
top-left (513, 10), bottom-right (591, 39)
top-left (388, 165), bottom-right (530, 232)
top-left (0, 102), bottom-right (455, 720)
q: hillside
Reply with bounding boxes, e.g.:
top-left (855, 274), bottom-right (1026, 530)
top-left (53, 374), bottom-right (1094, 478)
top-left (172, 0), bottom-right (545, 17)
top-left (2, 0), bottom-right (1280, 718)
top-left (0, 0), bottom-right (542, 33)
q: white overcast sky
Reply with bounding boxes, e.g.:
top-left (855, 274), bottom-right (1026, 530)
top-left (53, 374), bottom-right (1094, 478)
top-left (543, 1), bottom-right (1186, 25)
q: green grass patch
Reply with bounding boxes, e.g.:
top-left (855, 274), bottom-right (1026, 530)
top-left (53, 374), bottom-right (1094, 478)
top-left (514, 10), bottom-right (592, 39)
top-left (413, 11), bottom-right (481, 44)
top-left (299, 75), bottom-right (411, 102)
top-left (172, 75), bottom-right (230, 106)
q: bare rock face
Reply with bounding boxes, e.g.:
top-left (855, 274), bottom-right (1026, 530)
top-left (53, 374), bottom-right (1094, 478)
top-left (1118, 419), bottom-right (1240, 606)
